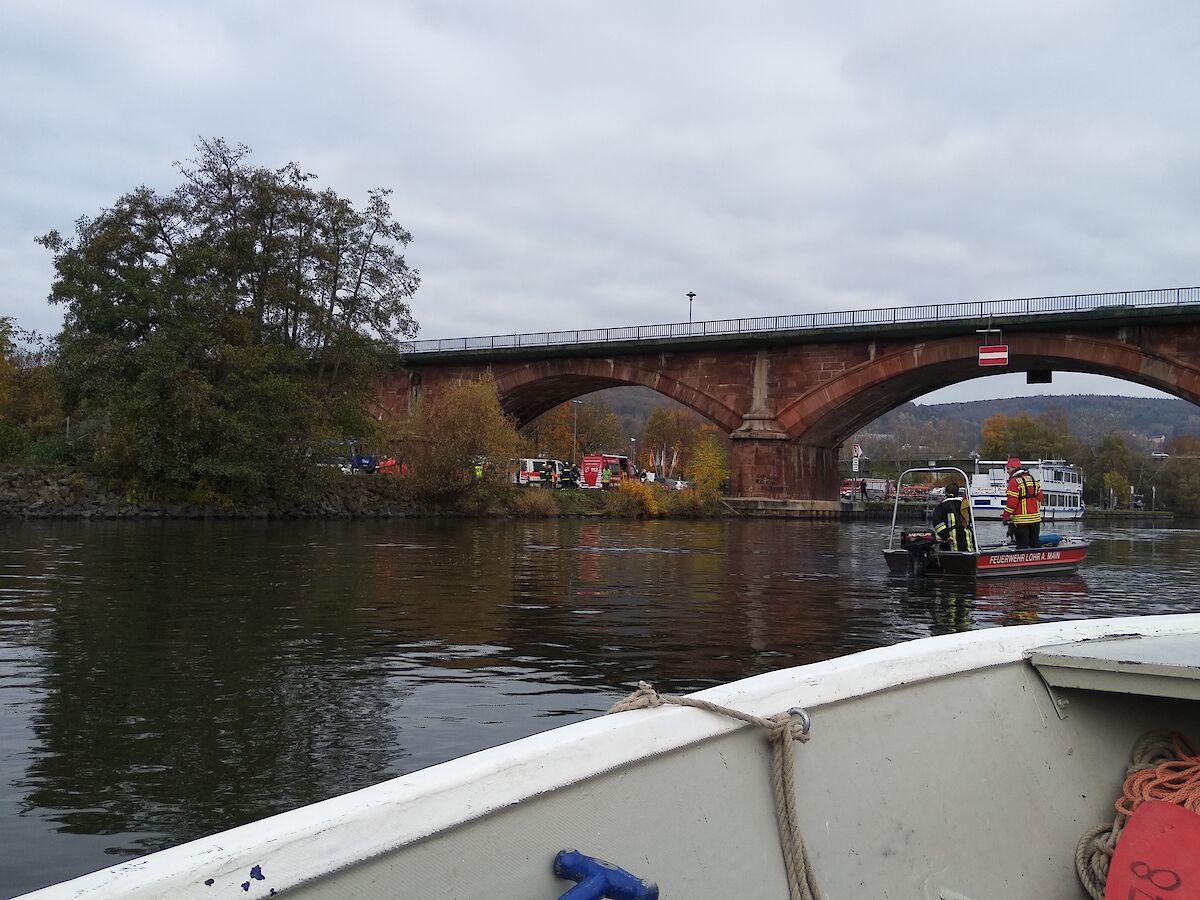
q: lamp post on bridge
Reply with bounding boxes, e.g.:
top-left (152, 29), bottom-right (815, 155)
top-left (686, 291), bottom-right (695, 326)
top-left (571, 399), bottom-right (583, 465)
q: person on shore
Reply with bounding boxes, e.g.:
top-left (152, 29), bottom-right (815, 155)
top-left (933, 484), bottom-right (974, 552)
top-left (1001, 457), bottom-right (1043, 549)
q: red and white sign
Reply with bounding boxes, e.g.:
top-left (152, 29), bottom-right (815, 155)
top-left (978, 344), bottom-right (1009, 367)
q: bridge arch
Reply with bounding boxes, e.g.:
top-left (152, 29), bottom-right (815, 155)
top-left (492, 358), bottom-right (744, 433)
top-left (778, 333), bottom-right (1200, 446)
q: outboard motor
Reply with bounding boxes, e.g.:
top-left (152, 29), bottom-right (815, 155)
top-left (900, 528), bottom-right (938, 575)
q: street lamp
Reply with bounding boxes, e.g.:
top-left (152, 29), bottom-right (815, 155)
top-left (686, 291), bottom-right (696, 325)
top-left (629, 437), bottom-right (637, 473)
top-left (571, 399), bottom-right (583, 465)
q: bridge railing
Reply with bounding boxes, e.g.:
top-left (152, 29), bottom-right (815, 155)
top-left (401, 285), bottom-right (1200, 354)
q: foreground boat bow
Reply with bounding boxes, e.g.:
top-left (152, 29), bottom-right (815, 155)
top-left (18, 616), bottom-right (1200, 900)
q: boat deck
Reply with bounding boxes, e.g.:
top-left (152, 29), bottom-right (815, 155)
top-left (1030, 634), bottom-right (1200, 701)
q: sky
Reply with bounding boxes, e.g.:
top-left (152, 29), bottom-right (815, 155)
top-left (3, 1), bottom-right (1197, 405)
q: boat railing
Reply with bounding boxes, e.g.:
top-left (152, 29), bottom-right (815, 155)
top-left (888, 466), bottom-right (974, 552)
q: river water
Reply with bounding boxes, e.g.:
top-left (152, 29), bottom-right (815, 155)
top-left (1, 517), bottom-right (1198, 897)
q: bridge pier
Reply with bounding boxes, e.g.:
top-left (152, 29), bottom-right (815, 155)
top-left (728, 436), bottom-right (840, 503)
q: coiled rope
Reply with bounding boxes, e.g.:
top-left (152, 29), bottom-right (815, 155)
top-left (1076, 731), bottom-right (1200, 900)
top-left (608, 681), bottom-right (824, 900)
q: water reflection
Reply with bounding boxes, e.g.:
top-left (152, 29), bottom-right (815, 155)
top-left (1, 518), bottom-right (1198, 897)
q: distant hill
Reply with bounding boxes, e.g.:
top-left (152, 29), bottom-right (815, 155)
top-left (587, 386), bottom-right (677, 437)
top-left (572, 387), bottom-right (1200, 448)
top-left (884, 396), bottom-right (1200, 445)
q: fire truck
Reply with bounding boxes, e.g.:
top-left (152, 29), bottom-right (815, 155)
top-left (579, 454), bottom-right (633, 489)
top-left (515, 458), bottom-right (566, 487)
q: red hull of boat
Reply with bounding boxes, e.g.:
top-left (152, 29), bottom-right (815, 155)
top-left (884, 540), bottom-right (1089, 578)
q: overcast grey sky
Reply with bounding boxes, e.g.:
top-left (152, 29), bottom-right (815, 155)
top-left (3, 1), bottom-right (1197, 404)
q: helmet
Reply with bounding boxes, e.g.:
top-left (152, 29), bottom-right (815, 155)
top-left (1007, 457), bottom-right (1022, 470)
top-left (944, 484), bottom-right (960, 497)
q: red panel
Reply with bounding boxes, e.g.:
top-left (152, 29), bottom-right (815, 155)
top-left (1105, 801), bottom-right (1200, 899)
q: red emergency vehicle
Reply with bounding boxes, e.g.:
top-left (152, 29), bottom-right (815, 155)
top-left (579, 454), bottom-right (632, 489)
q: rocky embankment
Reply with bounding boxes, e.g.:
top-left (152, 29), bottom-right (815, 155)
top-left (0, 468), bottom-right (418, 519)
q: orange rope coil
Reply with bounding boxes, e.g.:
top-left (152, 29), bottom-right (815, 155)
top-left (1115, 732), bottom-right (1200, 817)
top-left (1076, 731), bottom-right (1200, 900)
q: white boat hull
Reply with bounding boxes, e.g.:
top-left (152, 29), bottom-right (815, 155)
top-left (18, 615), bottom-right (1200, 900)
top-left (970, 499), bottom-right (1085, 521)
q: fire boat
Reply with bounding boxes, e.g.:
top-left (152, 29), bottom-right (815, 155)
top-left (883, 467), bottom-right (1091, 578)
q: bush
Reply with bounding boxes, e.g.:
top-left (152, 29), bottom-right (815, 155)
top-left (23, 432), bottom-right (87, 466)
top-left (512, 489), bottom-right (559, 517)
top-left (665, 487), bottom-right (708, 517)
top-left (185, 481), bottom-right (235, 509)
top-left (603, 479), bottom-right (661, 518)
top-left (450, 482), bottom-right (514, 516)
top-left (0, 420), bottom-right (20, 460)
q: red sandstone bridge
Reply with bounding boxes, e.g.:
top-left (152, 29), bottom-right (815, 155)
top-left (380, 286), bottom-right (1200, 509)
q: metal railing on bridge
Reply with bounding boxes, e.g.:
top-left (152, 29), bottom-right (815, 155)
top-left (401, 285), bottom-right (1200, 355)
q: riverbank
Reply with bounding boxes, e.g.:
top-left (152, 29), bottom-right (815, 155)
top-left (0, 467), bottom-right (421, 520)
top-left (1, 468), bottom-right (1178, 521)
top-left (0, 467), bottom-right (724, 520)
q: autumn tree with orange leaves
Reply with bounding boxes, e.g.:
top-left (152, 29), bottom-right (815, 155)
top-left (521, 399), bottom-right (623, 462)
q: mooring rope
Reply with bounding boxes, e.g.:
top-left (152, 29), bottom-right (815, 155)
top-left (1076, 731), bottom-right (1200, 900)
top-left (608, 681), bottom-right (824, 900)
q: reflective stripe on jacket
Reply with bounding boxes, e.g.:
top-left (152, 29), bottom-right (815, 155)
top-left (933, 498), bottom-right (974, 552)
top-left (1003, 470), bottom-right (1043, 524)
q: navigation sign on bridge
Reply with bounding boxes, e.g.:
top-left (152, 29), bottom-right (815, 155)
top-left (978, 344), bottom-right (1009, 367)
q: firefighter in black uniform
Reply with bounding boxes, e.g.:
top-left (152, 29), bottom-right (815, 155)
top-left (933, 484), bottom-right (974, 552)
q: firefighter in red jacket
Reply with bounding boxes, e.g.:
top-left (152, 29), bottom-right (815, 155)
top-left (1001, 457), bottom-right (1043, 549)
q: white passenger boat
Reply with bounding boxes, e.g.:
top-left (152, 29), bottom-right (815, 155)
top-left (969, 458), bottom-right (1086, 521)
top-left (17, 615), bottom-right (1200, 900)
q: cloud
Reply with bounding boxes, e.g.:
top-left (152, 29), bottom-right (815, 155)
top-left (3, 0), bottom-right (1198, 404)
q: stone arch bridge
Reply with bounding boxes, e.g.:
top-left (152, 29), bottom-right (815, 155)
top-left (378, 288), bottom-right (1200, 508)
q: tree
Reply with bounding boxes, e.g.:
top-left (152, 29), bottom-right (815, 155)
top-left (521, 398), bottom-right (622, 461)
top-left (980, 408), bottom-right (1078, 460)
top-left (1102, 471), bottom-right (1132, 509)
top-left (1083, 433), bottom-right (1136, 505)
top-left (641, 408), bottom-right (714, 477)
top-left (0, 320), bottom-right (64, 461)
top-left (0, 318), bottom-right (15, 411)
top-left (37, 139), bottom-right (419, 497)
top-left (393, 374), bottom-right (522, 500)
top-left (1157, 434), bottom-right (1200, 515)
top-left (686, 434), bottom-right (729, 497)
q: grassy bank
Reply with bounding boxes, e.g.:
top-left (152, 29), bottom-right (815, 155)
top-left (0, 467), bottom-right (729, 520)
